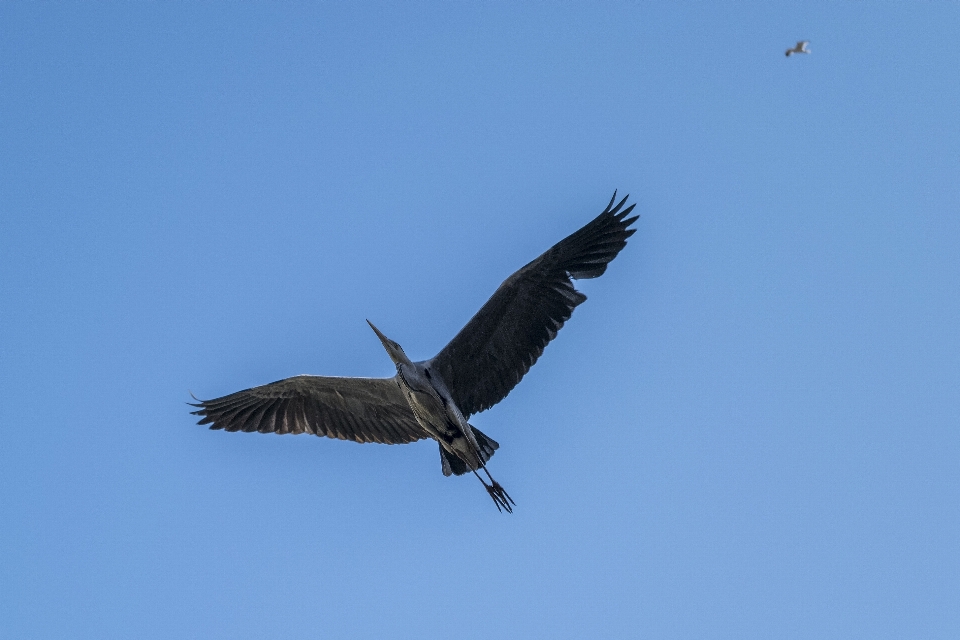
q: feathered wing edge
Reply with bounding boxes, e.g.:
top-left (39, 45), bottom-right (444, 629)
top-left (190, 375), bottom-right (430, 445)
top-left (428, 192), bottom-right (638, 417)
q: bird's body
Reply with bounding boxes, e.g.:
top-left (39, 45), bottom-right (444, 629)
top-left (191, 193), bottom-right (639, 512)
top-left (388, 347), bottom-right (492, 476)
top-left (387, 351), bottom-right (506, 505)
top-left (785, 40), bottom-right (810, 56)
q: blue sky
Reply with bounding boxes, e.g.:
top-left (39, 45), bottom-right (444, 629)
top-left (2, 2), bottom-right (959, 638)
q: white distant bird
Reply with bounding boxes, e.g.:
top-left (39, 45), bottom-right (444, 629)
top-left (785, 41), bottom-right (810, 57)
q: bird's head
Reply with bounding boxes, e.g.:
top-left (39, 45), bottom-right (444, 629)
top-left (367, 320), bottom-right (413, 367)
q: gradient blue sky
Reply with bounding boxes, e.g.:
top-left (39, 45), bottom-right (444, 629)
top-left (2, 2), bottom-right (959, 638)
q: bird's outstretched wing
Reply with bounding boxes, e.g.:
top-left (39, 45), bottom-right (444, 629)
top-left (428, 192), bottom-right (638, 418)
top-left (190, 375), bottom-right (429, 444)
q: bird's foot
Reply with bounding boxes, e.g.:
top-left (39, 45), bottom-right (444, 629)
top-left (485, 481), bottom-right (515, 514)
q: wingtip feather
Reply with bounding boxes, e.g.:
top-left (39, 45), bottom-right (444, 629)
top-left (605, 190), bottom-right (618, 212)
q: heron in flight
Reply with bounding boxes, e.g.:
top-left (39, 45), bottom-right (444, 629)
top-left (785, 40), bottom-right (810, 57)
top-left (191, 193), bottom-right (638, 512)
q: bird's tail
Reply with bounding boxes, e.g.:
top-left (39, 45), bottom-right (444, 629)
top-left (439, 425), bottom-right (499, 477)
top-left (472, 425), bottom-right (499, 464)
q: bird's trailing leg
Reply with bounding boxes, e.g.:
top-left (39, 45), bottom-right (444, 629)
top-left (482, 466), bottom-right (515, 511)
top-left (472, 469), bottom-right (514, 513)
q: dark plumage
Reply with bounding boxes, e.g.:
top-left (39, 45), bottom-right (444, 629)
top-left (193, 377), bottom-right (427, 444)
top-left (191, 192), bottom-right (638, 512)
top-left (429, 194), bottom-right (638, 417)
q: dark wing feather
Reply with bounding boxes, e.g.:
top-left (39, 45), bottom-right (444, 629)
top-left (190, 375), bottom-right (429, 444)
top-left (428, 192), bottom-right (638, 417)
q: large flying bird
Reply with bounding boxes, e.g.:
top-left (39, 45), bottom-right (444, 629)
top-left (191, 193), bottom-right (639, 512)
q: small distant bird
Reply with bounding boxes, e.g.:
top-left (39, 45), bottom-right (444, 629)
top-left (191, 193), bottom-right (638, 513)
top-left (785, 41), bottom-right (810, 57)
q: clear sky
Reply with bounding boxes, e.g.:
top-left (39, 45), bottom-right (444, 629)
top-left (2, 2), bottom-right (959, 638)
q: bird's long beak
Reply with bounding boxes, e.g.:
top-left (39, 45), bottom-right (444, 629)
top-left (366, 319), bottom-right (391, 349)
top-left (367, 319), bottom-right (411, 366)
